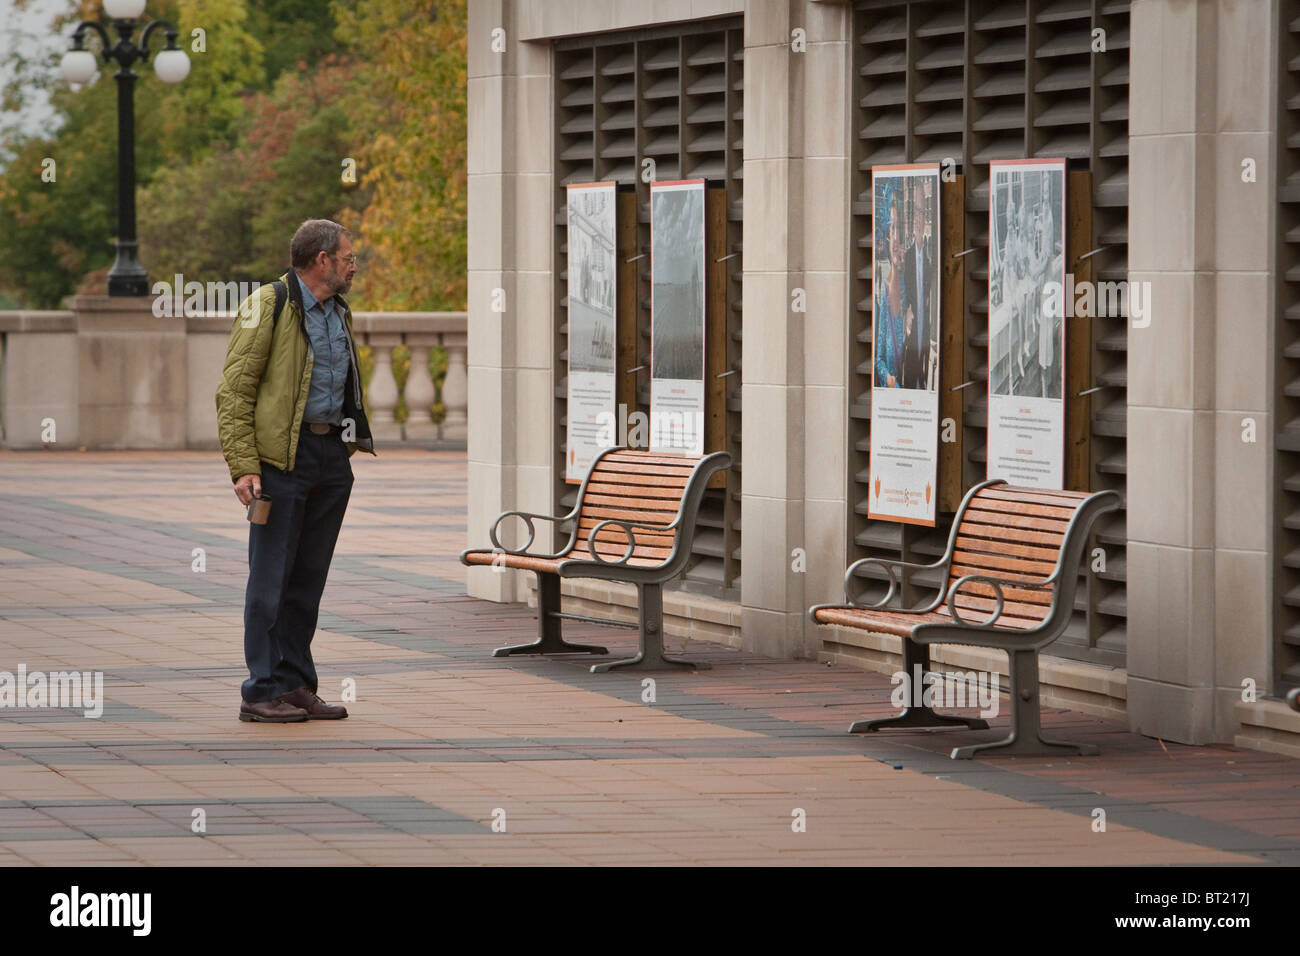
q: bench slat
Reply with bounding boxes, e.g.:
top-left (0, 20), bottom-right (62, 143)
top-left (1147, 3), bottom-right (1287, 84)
top-left (584, 482), bottom-right (690, 500)
top-left (978, 486), bottom-right (1090, 504)
top-left (579, 496), bottom-right (681, 520)
top-left (580, 504), bottom-right (682, 524)
top-left (594, 461), bottom-right (697, 478)
top-left (951, 549), bottom-right (1057, 576)
top-left (932, 605), bottom-right (1046, 628)
top-left (602, 452), bottom-right (701, 466)
top-left (946, 592), bottom-right (1051, 621)
top-left (967, 498), bottom-right (1078, 521)
top-left (582, 494), bottom-right (684, 514)
top-left (577, 524), bottom-right (675, 550)
top-left (961, 509), bottom-right (1071, 533)
top-left (588, 472), bottom-right (693, 488)
top-left (950, 563), bottom-right (1055, 594)
top-left (955, 528), bottom-right (1066, 550)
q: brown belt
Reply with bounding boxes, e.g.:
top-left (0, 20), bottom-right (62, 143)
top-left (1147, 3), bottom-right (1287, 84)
top-left (305, 422), bottom-right (341, 435)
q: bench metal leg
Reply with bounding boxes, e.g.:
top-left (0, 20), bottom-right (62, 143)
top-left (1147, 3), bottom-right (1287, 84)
top-left (590, 582), bottom-right (709, 672)
top-left (950, 648), bottom-right (1098, 759)
top-left (491, 572), bottom-right (608, 658)
top-left (849, 638), bottom-right (990, 734)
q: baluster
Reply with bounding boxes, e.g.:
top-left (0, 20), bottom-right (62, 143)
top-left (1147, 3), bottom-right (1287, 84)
top-left (404, 333), bottom-right (438, 441)
top-left (442, 336), bottom-right (467, 442)
top-left (366, 332), bottom-right (402, 442)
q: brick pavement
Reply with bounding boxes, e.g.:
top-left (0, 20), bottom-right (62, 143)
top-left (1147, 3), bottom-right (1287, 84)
top-left (0, 449), bottom-right (1296, 865)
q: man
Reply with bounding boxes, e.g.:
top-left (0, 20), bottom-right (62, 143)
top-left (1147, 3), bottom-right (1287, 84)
top-left (901, 186), bottom-right (933, 390)
top-left (216, 219), bottom-right (375, 722)
top-left (1002, 196), bottom-right (1025, 382)
top-left (874, 192), bottom-right (907, 389)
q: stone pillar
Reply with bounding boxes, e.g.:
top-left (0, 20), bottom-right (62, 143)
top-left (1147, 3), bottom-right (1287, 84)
top-left (72, 295), bottom-right (186, 448)
top-left (0, 312), bottom-right (77, 449)
top-left (467, 0), bottom-right (524, 602)
top-left (741, 0), bottom-right (809, 658)
top-left (1126, 0), bottom-right (1277, 743)
top-left (799, 0), bottom-right (852, 654)
top-left (186, 315), bottom-right (228, 450)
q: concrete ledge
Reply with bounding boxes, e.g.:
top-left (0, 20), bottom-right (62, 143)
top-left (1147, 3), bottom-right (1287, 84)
top-left (1234, 699), bottom-right (1300, 758)
top-left (0, 311), bottom-right (76, 333)
top-left (817, 623), bottom-right (1128, 723)
top-left (351, 313), bottom-right (469, 334)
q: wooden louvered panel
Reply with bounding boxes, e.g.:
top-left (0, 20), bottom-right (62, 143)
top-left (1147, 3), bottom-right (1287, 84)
top-left (849, 0), bottom-right (1129, 665)
top-left (553, 22), bottom-right (743, 600)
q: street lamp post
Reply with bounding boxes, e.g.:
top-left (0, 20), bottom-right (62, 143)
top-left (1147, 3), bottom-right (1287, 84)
top-left (61, 0), bottom-right (190, 297)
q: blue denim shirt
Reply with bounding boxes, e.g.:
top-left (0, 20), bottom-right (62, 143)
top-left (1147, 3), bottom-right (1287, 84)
top-left (297, 272), bottom-right (351, 425)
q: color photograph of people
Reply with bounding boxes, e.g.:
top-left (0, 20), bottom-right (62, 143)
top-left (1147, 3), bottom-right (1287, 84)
top-left (872, 172), bottom-right (939, 392)
top-left (989, 163), bottom-right (1065, 400)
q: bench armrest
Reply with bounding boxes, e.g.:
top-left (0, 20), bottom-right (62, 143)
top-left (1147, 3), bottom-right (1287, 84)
top-left (843, 555), bottom-right (950, 611)
top-left (946, 572), bottom-right (1055, 628)
top-left (584, 517), bottom-right (673, 568)
top-left (490, 510), bottom-right (575, 557)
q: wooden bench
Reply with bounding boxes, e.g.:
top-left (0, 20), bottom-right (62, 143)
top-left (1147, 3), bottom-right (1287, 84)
top-left (462, 447), bottom-right (731, 672)
top-left (810, 479), bottom-right (1121, 758)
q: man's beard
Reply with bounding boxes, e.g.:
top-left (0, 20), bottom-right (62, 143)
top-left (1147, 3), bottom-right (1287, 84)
top-left (329, 266), bottom-right (352, 295)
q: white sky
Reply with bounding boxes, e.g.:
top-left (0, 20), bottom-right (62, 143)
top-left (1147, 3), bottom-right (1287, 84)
top-left (0, 0), bottom-right (76, 147)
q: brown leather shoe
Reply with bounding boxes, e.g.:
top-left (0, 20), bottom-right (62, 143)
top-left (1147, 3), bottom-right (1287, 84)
top-left (239, 697), bottom-right (309, 722)
top-left (282, 686), bottom-right (348, 719)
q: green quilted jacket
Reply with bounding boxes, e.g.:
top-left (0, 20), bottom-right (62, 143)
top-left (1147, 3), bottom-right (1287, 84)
top-left (215, 270), bottom-right (375, 482)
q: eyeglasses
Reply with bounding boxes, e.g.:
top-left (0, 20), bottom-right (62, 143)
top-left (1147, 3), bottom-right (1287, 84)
top-left (327, 252), bottom-right (358, 267)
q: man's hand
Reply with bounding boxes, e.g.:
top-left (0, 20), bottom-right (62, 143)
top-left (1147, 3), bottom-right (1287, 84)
top-left (234, 474), bottom-right (262, 507)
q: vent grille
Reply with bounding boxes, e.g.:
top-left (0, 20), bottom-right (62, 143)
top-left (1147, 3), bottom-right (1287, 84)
top-left (849, 0), bottom-right (1130, 664)
top-left (554, 21), bottom-right (744, 599)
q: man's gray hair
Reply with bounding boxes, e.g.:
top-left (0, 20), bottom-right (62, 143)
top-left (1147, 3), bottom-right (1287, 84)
top-left (290, 219), bottom-right (350, 270)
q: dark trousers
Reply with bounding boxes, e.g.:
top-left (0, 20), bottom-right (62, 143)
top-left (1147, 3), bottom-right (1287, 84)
top-left (242, 429), bottom-right (353, 703)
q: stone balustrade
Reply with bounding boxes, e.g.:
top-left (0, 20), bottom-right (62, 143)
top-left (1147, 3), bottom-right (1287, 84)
top-left (0, 299), bottom-right (467, 450)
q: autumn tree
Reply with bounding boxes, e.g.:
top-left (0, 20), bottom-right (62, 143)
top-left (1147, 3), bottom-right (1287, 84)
top-left (333, 0), bottom-right (467, 311)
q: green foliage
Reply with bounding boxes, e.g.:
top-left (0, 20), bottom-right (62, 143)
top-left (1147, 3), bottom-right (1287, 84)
top-left (0, 0), bottom-right (465, 310)
top-left (333, 0), bottom-right (467, 311)
top-left (247, 0), bottom-right (352, 86)
top-left (0, 73), bottom-right (166, 306)
top-left (429, 344), bottom-right (448, 424)
top-left (243, 59), bottom-right (370, 277)
top-left (155, 0), bottom-right (264, 160)
top-left (390, 343), bottom-right (410, 423)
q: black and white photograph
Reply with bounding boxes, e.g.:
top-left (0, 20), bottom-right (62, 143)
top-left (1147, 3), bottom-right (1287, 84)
top-left (566, 181), bottom-right (619, 479)
top-left (566, 182), bottom-right (616, 375)
top-left (988, 160), bottom-right (1066, 400)
top-left (650, 179), bottom-right (706, 382)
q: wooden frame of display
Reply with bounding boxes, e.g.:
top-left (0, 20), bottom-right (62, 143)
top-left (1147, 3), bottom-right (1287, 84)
top-left (616, 188), bottom-right (638, 426)
top-left (938, 175), bottom-right (965, 514)
top-left (705, 185), bottom-right (728, 489)
top-left (1065, 168), bottom-right (1093, 493)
